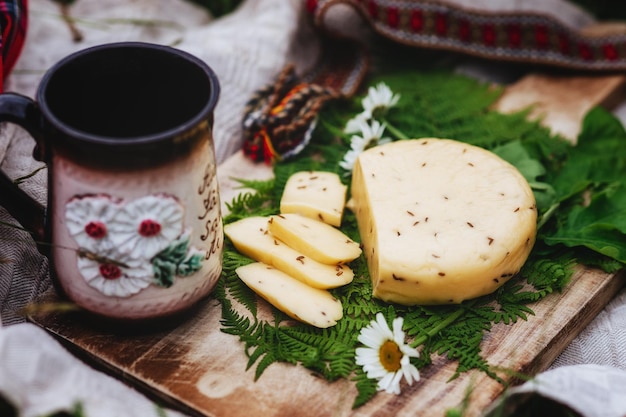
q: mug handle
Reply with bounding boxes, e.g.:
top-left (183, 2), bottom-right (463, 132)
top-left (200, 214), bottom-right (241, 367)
top-left (0, 92), bottom-right (48, 251)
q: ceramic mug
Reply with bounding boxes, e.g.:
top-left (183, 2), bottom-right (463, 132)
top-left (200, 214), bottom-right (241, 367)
top-left (0, 42), bottom-right (223, 321)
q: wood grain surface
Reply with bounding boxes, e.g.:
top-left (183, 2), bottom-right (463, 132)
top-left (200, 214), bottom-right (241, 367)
top-left (30, 72), bottom-right (626, 417)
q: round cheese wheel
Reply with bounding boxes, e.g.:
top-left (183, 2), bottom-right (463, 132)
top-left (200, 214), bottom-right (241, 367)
top-left (348, 138), bottom-right (537, 305)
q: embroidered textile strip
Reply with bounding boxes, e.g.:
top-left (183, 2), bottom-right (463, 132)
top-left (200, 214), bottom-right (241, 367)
top-left (308, 0), bottom-right (626, 71)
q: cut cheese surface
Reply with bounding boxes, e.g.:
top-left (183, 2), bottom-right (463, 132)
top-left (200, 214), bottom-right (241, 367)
top-left (236, 262), bottom-right (343, 328)
top-left (224, 216), bottom-right (353, 289)
top-left (280, 171), bottom-right (347, 227)
top-left (348, 138), bottom-right (537, 305)
top-left (268, 213), bottom-right (362, 264)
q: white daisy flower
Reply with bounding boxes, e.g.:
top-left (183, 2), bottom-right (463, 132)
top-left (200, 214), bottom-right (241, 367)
top-left (109, 194), bottom-right (185, 260)
top-left (339, 119), bottom-right (391, 172)
top-left (338, 148), bottom-right (361, 171)
top-left (350, 119), bottom-right (391, 151)
top-left (361, 82), bottom-right (400, 119)
top-left (77, 254), bottom-right (153, 298)
top-left (65, 195), bottom-right (120, 254)
top-left (355, 313), bottom-right (420, 395)
top-left (344, 111), bottom-right (371, 134)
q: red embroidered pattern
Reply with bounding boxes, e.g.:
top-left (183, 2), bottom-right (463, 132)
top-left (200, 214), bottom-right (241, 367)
top-left (308, 0), bottom-right (626, 71)
top-left (0, 0), bottom-right (28, 91)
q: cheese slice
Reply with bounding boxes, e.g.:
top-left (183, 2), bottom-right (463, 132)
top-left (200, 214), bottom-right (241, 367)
top-left (236, 262), bottom-right (343, 328)
top-left (280, 171), bottom-right (347, 227)
top-left (268, 213), bottom-right (362, 264)
top-left (224, 216), bottom-right (353, 289)
top-left (348, 138), bottom-right (537, 305)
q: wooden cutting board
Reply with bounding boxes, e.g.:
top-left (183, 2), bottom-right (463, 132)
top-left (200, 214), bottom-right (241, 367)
top-left (30, 72), bottom-right (626, 417)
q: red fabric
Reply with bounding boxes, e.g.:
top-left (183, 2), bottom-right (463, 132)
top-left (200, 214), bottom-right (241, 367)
top-left (0, 0), bottom-right (28, 91)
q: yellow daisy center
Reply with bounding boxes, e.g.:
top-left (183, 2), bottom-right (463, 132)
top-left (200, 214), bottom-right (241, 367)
top-left (379, 340), bottom-right (403, 372)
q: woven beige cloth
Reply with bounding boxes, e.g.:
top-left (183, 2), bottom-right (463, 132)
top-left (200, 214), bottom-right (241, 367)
top-left (0, 0), bottom-right (625, 416)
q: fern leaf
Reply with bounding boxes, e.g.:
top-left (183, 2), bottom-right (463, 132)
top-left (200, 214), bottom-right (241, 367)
top-left (352, 369), bottom-right (379, 408)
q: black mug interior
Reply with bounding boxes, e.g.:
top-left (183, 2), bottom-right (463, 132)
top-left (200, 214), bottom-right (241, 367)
top-left (42, 43), bottom-right (215, 139)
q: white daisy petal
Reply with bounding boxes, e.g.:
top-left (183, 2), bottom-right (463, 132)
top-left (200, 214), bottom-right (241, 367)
top-left (65, 194), bottom-right (119, 253)
top-left (392, 316), bottom-right (403, 328)
top-left (365, 366), bottom-right (389, 380)
top-left (99, 279), bottom-right (117, 297)
top-left (355, 347), bottom-right (378, 362)
top-left (378, 371), bottom-right (402, 395)
top-left (358, 326), bottom-right (387, 348)
top-left (376, 372), bottom-right (395, 392)
top-left (390, 372), bottom-right (404, 394)
top-left (349, 136), bottom-right (367, 152)
top-left (338, 149), bottom-right (360, 171)
top-left (362, 82), bottom-right (400, 119)
top-left (401, 344), bottom-right (420, 359)
top-left (339, 119), bottom-right (391, 173)
top-left (369, 120), bottom-right (387, 141)
top-left (374, 313), bottom-right (395, 339)
top-left (110, 194), bottom-right (185, 260)
top-left (403, 362), bottom-right (421, 385)
top-left (344, 111), bottom-right (370, 134)
top-left (359, 343), bottom-right (379, 354)
top-left (392, 317), bottom-right (405, 340)
top-left (354, 312), bottom-right (421, 395)
top-left (76, 253), bottom-right (153, 298)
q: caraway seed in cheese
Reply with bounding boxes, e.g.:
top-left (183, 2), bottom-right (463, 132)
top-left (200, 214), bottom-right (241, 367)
top-left (347, 138), bottom-right (537, 305)
top-left (280, 171), bottom-right (347, 227)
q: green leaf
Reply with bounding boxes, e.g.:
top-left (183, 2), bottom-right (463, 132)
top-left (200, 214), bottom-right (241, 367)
top-left (552, 107), bottom-right (626, 201)
top-left (352, 369), bottom-right (379, 408)
top-left (158, 236), bottom-right (189, 263)
top-left (177, 251), bottom-right (204, 276)
top-left (544, 185), bottom-right (626, 263)
top-left (151, 234), bottom-right (205, 285)
top-left (152, 258), bottom-right (176, 288)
